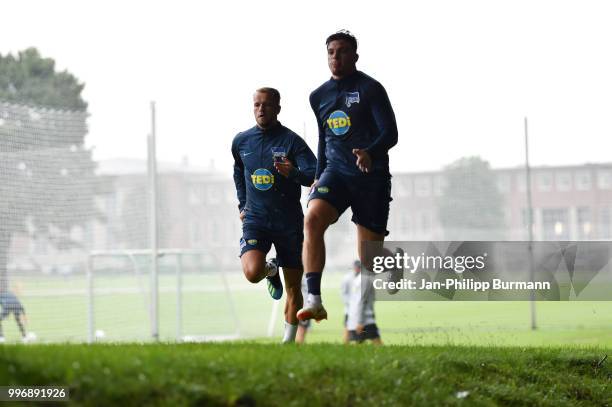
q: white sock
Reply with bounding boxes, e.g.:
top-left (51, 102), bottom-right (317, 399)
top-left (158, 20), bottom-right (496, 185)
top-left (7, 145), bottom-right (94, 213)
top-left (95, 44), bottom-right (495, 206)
top-left (282, 322), bottom-right (298, 343)
top-left (306, 293), bottom-right (322, 307)
top-left (265, 262), bottom-right (278, 277)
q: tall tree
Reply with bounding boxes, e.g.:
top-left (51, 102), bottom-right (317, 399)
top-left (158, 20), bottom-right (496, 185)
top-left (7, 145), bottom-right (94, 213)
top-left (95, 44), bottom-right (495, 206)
top-left (0, 48), bottom-right (99, 290)
top-left (438, 156), bottom-right (506, 240)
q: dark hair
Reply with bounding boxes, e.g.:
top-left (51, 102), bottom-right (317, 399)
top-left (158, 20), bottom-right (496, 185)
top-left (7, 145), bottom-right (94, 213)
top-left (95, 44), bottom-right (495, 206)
top-left (255, 87), bottom-right (281, 107)
top-left (325, 30), bottom-right (358, 52)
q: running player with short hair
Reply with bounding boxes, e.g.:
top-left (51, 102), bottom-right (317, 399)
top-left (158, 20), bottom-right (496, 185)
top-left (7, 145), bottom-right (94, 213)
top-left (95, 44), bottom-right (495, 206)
top-left (298, 30), bottom-right (398, 322)
top-left (232, 87), bottom-right (317, 343)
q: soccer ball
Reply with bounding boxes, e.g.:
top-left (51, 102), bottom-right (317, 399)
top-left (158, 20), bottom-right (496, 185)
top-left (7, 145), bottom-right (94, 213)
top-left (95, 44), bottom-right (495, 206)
top-left (95, 330), bottom-right (106, 339)
top-left (23, 332), bottom-right (37, 343)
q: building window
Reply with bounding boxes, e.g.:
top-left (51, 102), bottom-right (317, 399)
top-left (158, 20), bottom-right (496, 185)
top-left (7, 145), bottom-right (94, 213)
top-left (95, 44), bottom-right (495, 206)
top-left (414, 177), bottom-right (431, 197)
top-left (206, 185), bottom-right (221, 204)
top-left (555, 172), bottom-right (572, 192)
top-left (84, 222), bottom-right (94, 249)
top-left (189, 186), bottom-right (203, 205)
top-left (190, 222), bottom-right (202, 245)
top-left (34, 236), bottom-right (48, 255)
top-left (521, 208), bottom-right (535, 237)
top-left (597, 170), bottom-right (612, 190)
top-left (542, 208), bottom-right (569, 240)
top-left (516, 173), bottom-right (529, 193)
top-left (399, 213), bottom-right (412, 233)
top-left (225, 187), bottom-right (236, 204)
top-left (576, 207), bottom-right (592, 240)
top-left (395, 177), bottom-right (412, 197)
top-left (433, 176), bottom-right (447, 197)
top-left (420, 211), bottom-right (431, 233)
top-left (206, 220), bottom-right (223, 245)
top-left (600, 207), bottom-right (611, 239)
top-left (575, 171), bottom-right (592, 191)
top-left (517, 175), bottom-right (525, 192)
top-left (497, 174), bottom-right (511, 193)
top-left (537, 172), bottom-right (553, 192)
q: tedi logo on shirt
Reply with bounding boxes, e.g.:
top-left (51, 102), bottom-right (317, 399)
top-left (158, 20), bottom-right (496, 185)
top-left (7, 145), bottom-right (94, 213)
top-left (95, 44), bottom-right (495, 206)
top-left (327, 110), bottom-right (351, 136)
top-left (251, 168), bottom-right (274, 191)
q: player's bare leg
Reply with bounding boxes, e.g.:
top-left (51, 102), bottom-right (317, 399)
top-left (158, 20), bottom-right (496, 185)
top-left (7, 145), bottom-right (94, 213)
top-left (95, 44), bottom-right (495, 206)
top-left (282, 267), bottom-right (303, 324)
top-left (298, 199), bottom-right (338, 322)
top-left (343, 327), bottom-right (350, 344)
top-left (303, 199), bottom-right (337, 277)
top-left (241, 250), bottom-right (282, 300)
top-left (296, 325), bottom-right (307, 343)
top-left (240, 250), bottom-right (267, 283)
top-left (281, 267), bottom-right (303, 343)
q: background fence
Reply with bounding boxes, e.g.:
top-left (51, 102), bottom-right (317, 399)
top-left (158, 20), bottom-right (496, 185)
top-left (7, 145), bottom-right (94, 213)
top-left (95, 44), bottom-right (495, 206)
top-left (1, 100), bottom-right (612, 343)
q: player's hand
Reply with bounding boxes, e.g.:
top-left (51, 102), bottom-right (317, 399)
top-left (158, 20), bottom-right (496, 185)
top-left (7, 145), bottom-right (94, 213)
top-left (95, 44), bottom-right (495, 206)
top-left (309, 179), bottom-right (318, 195)
top-left (274, 157), bottom-right (294, 178)
top-left (239, 210), bottom-right (246, 222)
top-left (356, 324), bottom-right (365, 334)
top-left (352, 149), bottom-right (372, 173)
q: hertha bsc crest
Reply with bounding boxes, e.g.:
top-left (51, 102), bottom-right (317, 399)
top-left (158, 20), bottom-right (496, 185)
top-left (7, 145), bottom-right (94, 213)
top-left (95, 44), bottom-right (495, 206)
top-left (345, 92), bottom-right (360, 108)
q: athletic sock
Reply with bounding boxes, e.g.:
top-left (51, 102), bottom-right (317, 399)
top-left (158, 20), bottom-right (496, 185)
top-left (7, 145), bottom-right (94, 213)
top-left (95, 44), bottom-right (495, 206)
top-left (282, 322), bottom-right (298, 343)
top-left (305, 272), bottom-right (322, 307)
top-left (305, 272), bottom-right (322, 295)
top-left (306, 293), bottom-right (321, 307)
top-left (265, 261), bottom-right (278, 277)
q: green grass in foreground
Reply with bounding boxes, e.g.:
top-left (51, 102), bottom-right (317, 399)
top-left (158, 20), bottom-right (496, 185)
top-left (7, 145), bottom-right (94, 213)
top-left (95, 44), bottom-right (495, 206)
top-left (1, 343), bottom-right (611, 406)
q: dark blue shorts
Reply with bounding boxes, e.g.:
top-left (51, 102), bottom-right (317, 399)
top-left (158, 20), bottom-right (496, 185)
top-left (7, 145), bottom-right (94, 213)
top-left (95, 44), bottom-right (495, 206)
top-left (240, 225), bottom-right (303, 269)
top-left (308, 170), bottom-right (392, 236)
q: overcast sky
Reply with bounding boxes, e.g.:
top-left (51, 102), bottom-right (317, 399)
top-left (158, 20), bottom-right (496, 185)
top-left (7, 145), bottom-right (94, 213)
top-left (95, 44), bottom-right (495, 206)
top-left (2, 0), bottom-right (612, 173)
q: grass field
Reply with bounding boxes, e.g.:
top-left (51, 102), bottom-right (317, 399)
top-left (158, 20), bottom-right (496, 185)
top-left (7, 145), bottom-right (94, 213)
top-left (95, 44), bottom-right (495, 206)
top-left (3, 270), bottom-right (612, 347)
top-left (1, 343), bottom-right (611, 406)
top-left (3, 269), bottom-right (612, 405)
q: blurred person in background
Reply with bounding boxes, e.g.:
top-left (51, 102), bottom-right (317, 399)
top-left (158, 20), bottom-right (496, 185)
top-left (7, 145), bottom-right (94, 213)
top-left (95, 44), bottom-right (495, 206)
top-left (0, 289), bottom-right (28, 343)
top-left (346, 261), bottom-right (382, 345)
top-left (340, 260), bottom-right (361, 343)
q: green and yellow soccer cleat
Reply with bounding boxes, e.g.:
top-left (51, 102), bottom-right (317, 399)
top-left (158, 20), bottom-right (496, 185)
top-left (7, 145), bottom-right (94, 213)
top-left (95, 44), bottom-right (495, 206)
top-left (265, 258), bottom-right (283, 300)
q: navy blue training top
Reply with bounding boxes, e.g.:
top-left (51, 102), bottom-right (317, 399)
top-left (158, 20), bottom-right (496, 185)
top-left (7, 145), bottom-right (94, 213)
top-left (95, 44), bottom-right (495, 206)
top-left (310, 70), bottom-right (398, 178)
top-left (232, 122), bottom-right (316, 230)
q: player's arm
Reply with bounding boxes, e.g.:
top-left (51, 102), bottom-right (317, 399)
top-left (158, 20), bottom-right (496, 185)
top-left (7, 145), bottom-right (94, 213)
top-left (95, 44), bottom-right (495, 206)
top-left (231, 137), bottom-right (247, 217)
top-left (363, 82), bottom-right (398, 159)
top-left (285, 136), bottom-right (317, 186)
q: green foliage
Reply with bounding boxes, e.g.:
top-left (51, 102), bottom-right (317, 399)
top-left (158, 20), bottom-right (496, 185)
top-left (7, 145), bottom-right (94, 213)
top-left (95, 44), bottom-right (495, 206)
top-left (439, 156), bottom-right (506, 240)
top-left (0, 48), bottom-right (86, 110)
top-left (1, 344), bottom-right (610, 406)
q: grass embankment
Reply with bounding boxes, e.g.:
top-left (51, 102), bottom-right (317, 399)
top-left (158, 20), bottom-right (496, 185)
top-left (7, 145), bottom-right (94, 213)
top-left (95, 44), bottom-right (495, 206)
top-left (1, 343), bottom-right (611, 406)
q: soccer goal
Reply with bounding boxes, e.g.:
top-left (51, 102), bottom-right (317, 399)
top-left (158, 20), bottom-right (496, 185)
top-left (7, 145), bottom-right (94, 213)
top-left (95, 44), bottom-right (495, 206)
top-left (86, 249), bottom-right (241, 343)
